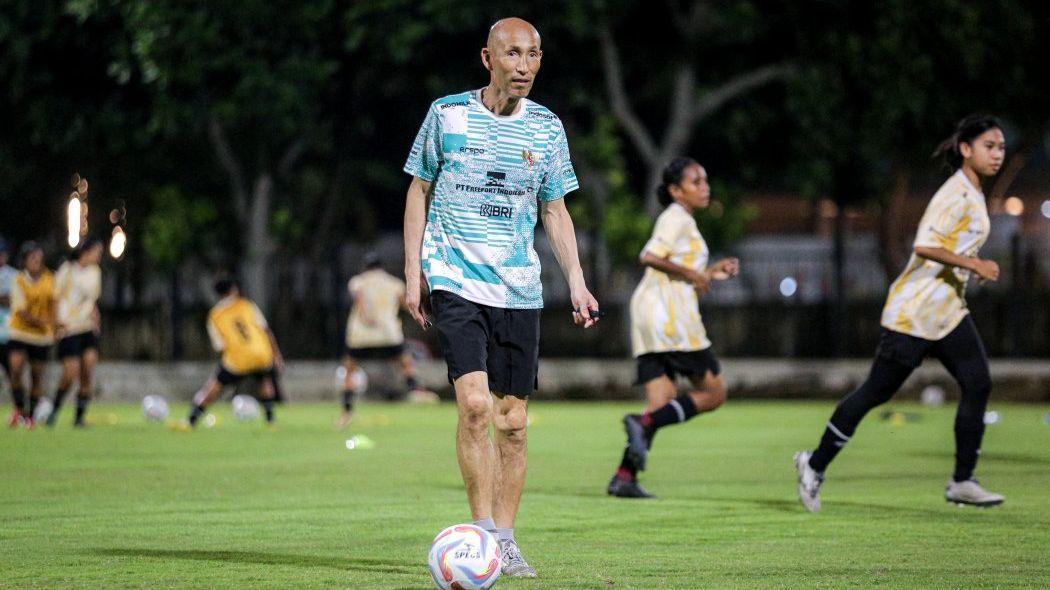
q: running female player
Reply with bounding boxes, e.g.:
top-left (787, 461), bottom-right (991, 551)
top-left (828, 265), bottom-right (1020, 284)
top-left (608, 157), bottom-right (739, 498)
top-left (48, 237), bottom-right (103, 427)
top-left (6, 242), bottom-right (56, 429)
top-left (795, 114), bottom-right (1007, 511)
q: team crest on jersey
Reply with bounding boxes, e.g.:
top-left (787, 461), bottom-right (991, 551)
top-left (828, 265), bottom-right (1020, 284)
top-left (522, 149), bottom-right (536, 170)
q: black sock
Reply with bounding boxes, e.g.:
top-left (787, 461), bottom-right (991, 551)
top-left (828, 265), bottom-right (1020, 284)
top-left (405, 376), bottom-right (419, 391)
top-left (28, 396), bottom-right (39, 419)
top-left (617, 446), bottom-right (637, 480)
top-left (188, 404), bottom-right (207, 426)
top-left (808, 421), bottom-right (851, 473)
top-left (52, 385), bottom-right (71, 412)
top-left (74, 394), bottom-right (90, 424)
top-left (262, 399), bottom-right (275, 423)
top-left (342, 390), bottom-right (354, 412)
top-left (11, 388), bottom-right (25, 413)
top-left (642, 394), bottom-right (699, 433)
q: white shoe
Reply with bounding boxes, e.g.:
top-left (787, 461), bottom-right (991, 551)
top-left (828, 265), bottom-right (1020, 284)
top-left (794, 451), bottom-right (824, 513)
top-left (499, 539), bottom-right (537, 578)
top-left (945, 479), bottom-right (1004, 507)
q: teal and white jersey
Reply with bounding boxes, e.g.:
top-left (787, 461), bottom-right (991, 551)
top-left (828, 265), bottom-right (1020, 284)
top-left (404, 90), bottom-right (578, 309)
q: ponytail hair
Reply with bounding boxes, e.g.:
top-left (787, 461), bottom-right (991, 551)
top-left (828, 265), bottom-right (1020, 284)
top-left (932, 114), bottom-right (1002, 170)
top-left (655, 156), bottom-right (699, 208)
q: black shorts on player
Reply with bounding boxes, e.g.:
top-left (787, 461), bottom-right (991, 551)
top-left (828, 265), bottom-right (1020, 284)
top-left (216, 365), bottom-right (277, 387)
top-left (430, 290), bottom-right (540, 399)
top-left (57, 331), bottom-right (99, 359)
top-left (345, 343), bottom-right (404, 360)
top-left (8, 339), bottom-right (50, 362)
top-left (0, 342), bottom-right (10, 376)
top-left (635, 348), bottom-right (721, 386)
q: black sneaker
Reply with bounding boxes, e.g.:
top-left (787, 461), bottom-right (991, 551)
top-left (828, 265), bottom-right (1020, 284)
top-left (622, 414), bottom-right (649, 471)
top-left (607, 475), bottom-right (655, 499)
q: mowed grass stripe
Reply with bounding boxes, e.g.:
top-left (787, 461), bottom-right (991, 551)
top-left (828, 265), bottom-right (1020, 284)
top-left (1, 401), bottom-right (1047, 589)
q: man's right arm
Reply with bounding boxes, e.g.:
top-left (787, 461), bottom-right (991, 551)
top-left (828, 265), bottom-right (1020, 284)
top-left (403, 176), bottom-right (432, 328)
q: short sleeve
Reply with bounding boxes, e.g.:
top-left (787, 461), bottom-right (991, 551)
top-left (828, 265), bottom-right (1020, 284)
top-left (538, 124), bottom-right (579, 202)
top-left (0, 269), bottom-right (12, 296)
top-left (403, 103), bottom-right (443, 182)
top-left (251, 302), bottom-right (268, 329)
top-left (10, 277), bottom-right (25, 312)
top-left (640, 213), bottom-right (684, 259)
top-left (913, 193), bottom-right (967, 251)
top-left (206, 316), bottom-right (223, 352)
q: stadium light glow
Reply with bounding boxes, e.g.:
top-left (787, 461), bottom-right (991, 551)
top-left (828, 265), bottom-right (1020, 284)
top-left (779, 276), bottom-right (798, 298)
top-left (1041, 200), bottom-right (1050, 219)
top-left (67, 196), bottom-right (81, 248)
top-left (109, 226), bottom-right (127, 259)
top-left (1004, 196), bottom-right (1024, 217)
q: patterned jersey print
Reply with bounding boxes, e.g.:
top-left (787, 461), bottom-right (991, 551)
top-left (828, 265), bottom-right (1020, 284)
top-left (881, 170), bottom-right (991, 340)
top-left (630, 204), bottom-right (712, 356)
top-left (404, 90), bottom-right (578, 309)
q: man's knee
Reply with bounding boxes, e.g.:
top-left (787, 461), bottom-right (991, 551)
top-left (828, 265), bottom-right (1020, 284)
top-left (458, 393), bottom-right (492, 430)
top-left (495, 406), bottom-right (528, 441)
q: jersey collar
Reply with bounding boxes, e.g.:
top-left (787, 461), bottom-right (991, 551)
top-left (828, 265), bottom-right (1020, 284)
top-left (473, 88), bottom-right (527, 122)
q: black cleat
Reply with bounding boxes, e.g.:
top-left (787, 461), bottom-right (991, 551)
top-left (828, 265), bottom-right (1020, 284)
top-left (622, 414), bottom-right (649, 471)
top-left (607, 475), bottom-right (655, 499)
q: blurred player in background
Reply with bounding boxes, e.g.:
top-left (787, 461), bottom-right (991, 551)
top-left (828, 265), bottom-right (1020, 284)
top-left (336, 251), bottom-right (435, 429)
top-left (0, 238), bottom-right (16, 386)
top-left (607, 157), bottom-right (739, 498)
top-left (6, 242), bottom-right (56, 429)
top-left (174, 278), bottom-right (283, 431)
top-left (795, 114), bottom-right (1007, 511)
top-left (47, 237), bottom-right (103, 427)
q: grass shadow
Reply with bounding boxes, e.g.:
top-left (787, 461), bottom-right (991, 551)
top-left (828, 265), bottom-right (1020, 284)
top-left (90, 547), bottom-right (418, 576)
top-left (905, 450), bottom-right (1050, 466)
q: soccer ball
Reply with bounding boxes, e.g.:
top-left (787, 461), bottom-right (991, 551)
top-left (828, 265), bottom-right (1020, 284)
top-left (232, 394), bottom-right (260, 421)
top-left (350, 367), bottom-right (368, 395)
top-left (141, 395), bottom-right (169, 422)
top-left (33, 397), bottom-right (54, 422)
top-left (427, 524), bottom-right (501, 590)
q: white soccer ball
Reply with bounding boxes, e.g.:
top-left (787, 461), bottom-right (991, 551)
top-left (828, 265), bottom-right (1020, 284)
top-left (427, 524), bottom-right (501, 590)
top-left (920, 385), bottom-right (946, 406)
top-left (232, 394), bottom-right (260, 421)
top-left (350, 367), bottom-right (368, 395)
top-left (141, 395), bottom-right (169, 422)
top-left (33, 397), bottom-right (54, 423)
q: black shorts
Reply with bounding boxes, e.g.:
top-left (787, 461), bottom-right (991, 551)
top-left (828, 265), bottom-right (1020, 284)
top-left (58, 331), bottom-right (99, 359)
top-left (635, 348), bottom-right (721, 385)
top-left (216, 365), bottom-right (277, 387)
top-left (0, 342), bottom-right (9, 374)
top-left (875, 316), bottom-right (981, 368)
top-left (430, 290), bottom-right (540, 398)
top-left (344, 343), bottom-right (404, 360)
top-left (7, 339), bottom-right (51, 362)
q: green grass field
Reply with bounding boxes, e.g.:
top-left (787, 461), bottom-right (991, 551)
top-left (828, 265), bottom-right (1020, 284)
top-left (2, 400), bottom-right (1048, 589)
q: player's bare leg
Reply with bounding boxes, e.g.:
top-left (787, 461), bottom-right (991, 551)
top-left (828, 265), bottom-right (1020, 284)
top-left (258, 373), bottom-right (278, 429)
top-left (454, 371), bottom-right (496, 522)
top-left (491, 392), bottom-right (536, 577)
top-left (6, 349), bottom-right (27, 427)
top-left (48, 356), bottom-right (79, 426)
top-left (337, 357), bottom-right (359, 429)
top-left (73, 348), bottom-right (98, 427)
top-left (174, 378), bottom-right (224, 431)
top-left (492, 393), bottom-right (528, 528)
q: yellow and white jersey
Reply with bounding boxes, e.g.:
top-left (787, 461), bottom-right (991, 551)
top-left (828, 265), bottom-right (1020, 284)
top-left (630, 203), bottom-right (711, 357)
top-left (54, 261), bottom-right (102, 337)
top-left (206, 296), bottom-right (274, 374)
top-left (881, 170), bottom-right (990, 340)
top-left (9, 270), bottom-right (56, 345)
top-left (346, 269), bottom-right (406, 348)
